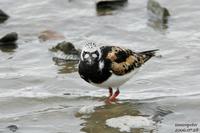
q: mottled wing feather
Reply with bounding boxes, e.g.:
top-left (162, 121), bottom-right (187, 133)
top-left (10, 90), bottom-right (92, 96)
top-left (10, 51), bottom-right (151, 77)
top-left (104, 46), bottom-right (137, 75)
top-left (104, 46), bottom-right (157, 76)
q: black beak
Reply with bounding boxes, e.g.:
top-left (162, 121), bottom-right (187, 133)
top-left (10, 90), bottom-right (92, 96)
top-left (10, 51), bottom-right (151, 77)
top-left (86, 57), bottom-right (95, 65)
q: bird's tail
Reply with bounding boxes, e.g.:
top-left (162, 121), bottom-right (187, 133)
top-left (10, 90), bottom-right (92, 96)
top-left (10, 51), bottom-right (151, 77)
top-left (139, 49), bottom-right (159, 63)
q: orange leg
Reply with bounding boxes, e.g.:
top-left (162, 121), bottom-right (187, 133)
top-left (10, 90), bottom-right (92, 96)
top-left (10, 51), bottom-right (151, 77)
top-left (109, 88), bottom-right (120, 102)
top-left (108, 87), bottom-right (113, 98)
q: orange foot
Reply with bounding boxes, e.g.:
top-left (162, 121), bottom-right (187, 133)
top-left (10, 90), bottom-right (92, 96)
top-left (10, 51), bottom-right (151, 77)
top-left (105, 88), bottom-right (120, 104)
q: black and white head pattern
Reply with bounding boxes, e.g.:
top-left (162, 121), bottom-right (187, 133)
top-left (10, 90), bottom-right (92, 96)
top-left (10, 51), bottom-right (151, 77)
top-left (80, 42), bottom-right (102, 65)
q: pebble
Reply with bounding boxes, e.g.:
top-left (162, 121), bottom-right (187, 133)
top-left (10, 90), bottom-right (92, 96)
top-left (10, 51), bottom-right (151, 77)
top-left (0, 9), bottom-right (9, 23)
top-left (50, 41), bottom-right (80, 55)
top-left (0, 32), bottom-right (18, 46)
top-left (38, 30), bottom-right (65, 42)
top-left (96, 0), bottom-right (128, 15)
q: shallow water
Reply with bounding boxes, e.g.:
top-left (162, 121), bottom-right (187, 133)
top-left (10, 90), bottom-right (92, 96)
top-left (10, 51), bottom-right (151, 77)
top-left (0, 0), bottom-right (200, 132)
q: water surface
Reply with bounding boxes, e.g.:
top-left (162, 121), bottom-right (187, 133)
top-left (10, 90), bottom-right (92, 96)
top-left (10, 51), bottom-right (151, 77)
top-left (0, 0), bottom-right (200, 132)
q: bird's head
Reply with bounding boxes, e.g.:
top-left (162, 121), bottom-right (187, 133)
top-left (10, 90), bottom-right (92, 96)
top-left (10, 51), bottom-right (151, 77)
top-left (80, 42), bottom-right (102, 65)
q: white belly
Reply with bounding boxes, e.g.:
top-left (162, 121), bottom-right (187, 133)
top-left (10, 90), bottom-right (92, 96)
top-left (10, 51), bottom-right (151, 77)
top-left (91, 68), bottom-right (139, 88)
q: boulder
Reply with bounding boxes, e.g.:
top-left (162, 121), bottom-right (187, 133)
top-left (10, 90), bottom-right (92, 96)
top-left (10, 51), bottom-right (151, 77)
top-left (0, 32), bottom-right (18, 46)
top-left (38, 30), bottom-right (65, 42)
top-left (0, 9), bottom-right (9, 23)
top-left (96, 0), bottom-right (128, 15)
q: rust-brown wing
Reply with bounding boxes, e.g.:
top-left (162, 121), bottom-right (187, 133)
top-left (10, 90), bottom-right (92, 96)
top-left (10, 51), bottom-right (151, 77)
top-left (105, 46), bottom-right (141, 75)
top-left (105, 46), bottom-right (157, 76)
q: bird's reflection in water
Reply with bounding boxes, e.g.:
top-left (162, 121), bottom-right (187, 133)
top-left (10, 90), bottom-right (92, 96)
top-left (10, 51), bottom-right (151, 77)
top-left (76, 101), bottom-right (152, 133)
top-left (75, 97), bottom-right (173, 133)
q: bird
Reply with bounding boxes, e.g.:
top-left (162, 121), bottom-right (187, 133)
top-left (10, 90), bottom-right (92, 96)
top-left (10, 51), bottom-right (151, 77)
top-left (78, 42), bottom-right (158, 102)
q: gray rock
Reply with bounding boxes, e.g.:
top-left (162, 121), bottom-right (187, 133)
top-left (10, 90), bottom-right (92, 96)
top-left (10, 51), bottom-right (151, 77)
top-left (96, 0), bottom-right (128, 16)
top-left (0, 32), bottom-right (18, 46)
top-left (0, 32), bottom-right (18, 42)
top-left (50, 41), bottom-right (80, 66)
top-left (0, 32), bottom-right (18, 52)
top-left (50, 41), bottom-right (80, 55)
top-left (50, 41), bottom-right (80, 73)
top-left (147, 0), bottom-right (170, 31)
top-left (0, 9), bottom-right (9, 23)
top-left (147, 0), bottom-right (170, 23)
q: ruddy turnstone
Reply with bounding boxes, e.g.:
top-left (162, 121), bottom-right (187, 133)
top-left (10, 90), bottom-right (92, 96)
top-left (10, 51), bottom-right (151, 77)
top-left (78, 42), bottom-right (158, 102)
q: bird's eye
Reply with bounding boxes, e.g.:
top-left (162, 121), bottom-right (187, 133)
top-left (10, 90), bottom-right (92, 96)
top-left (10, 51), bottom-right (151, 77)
top-left (92, 54), bottom-right (97, 58)
top-left (84, 54), bottom-right (89, 58)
